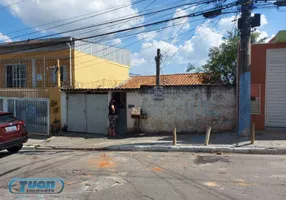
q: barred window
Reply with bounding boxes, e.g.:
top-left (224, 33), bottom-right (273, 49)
top-left (251, 84), bottom-right (261, 115)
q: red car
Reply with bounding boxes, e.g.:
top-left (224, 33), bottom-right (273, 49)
top-left (0, 112), bottom-right (28, 153)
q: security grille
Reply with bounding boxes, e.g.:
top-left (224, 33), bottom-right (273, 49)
top-left (251, 84), bottom-right (261, 115)
top-left (7, 98), bottom-right (49, 135)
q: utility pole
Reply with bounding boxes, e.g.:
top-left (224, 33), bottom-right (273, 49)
top-left (237, 0), bottom-right (253, 136)
top-left (237, 0), bottom-right (285, 136)
top-left (155, 49), bottom-right (161, 86)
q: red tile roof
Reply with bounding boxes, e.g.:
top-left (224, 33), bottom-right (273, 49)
top-left (120, 73), bottom-right (208, 89)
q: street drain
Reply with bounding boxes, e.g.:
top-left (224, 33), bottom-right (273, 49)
top-left (194, 156), bottom-right (229, 164)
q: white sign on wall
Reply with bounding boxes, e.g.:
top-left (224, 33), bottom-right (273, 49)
top-left (153, 86), bottom-right (163, 101)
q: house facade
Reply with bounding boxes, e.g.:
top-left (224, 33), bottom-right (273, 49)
top-left (0, 37), bottom-right (130, 135)
top-left (61, 73), bottom-right (236, 135)
top-left (251, 31), bottom-right (286, 130)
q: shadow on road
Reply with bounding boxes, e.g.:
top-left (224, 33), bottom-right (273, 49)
top-left (0, 151), bottom-right (12, 159)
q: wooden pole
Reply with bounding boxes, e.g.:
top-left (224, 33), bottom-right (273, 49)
top-left (251, 123), bottom-right (255, 144)
top-left (57, 59), bottom-right (61, 88)
top-left (205, 126), bottom-right (211, 146)
top-left (173, 127), bottom-right (177, 146)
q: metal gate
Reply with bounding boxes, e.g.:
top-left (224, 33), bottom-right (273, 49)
top-left (0, 98), bottom-right (49, 135)
top-left (67, 94), bottom-right (108, 134)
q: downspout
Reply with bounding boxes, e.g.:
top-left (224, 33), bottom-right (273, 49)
top-left (67, 41), bottom-right (73, 87)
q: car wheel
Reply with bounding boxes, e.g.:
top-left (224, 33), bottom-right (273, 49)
top-left (7, 144), bottom-right (23, 153)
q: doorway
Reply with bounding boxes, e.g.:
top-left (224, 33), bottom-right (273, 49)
top-left (112, 92), bottom-right (127, 136)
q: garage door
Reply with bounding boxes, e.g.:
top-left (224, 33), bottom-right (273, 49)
top-left (67, 94), bottom-right (108, 134)
top-left (266, 48), bottom-right (286, 127)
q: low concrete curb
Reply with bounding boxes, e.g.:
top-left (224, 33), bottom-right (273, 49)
top-left (23, 145), bottom-right (53, 151)
top-left (106, 145), bottom-right (286, 154)
top-left (23, 145), bottom-right (286, 155)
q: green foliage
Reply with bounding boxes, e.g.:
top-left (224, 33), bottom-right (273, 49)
top-left (186, 63), bottom-right (196, 72)
top-left (187, 30), bottom-right (267, 84)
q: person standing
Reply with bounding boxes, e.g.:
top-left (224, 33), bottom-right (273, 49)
top-left (108, 99), bottom-right (118, 137)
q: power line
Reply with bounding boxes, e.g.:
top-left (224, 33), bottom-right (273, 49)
top-left (0, 0), bottom-right (28, 10)
top-left (30, 18), bottom-right (203, 65)
top-left (2, 0), bottom-right (281, 42)
top-left (74, 0), bottom-right (158, 57)
top-left (73, 24), bottom-right (199, 71)
top-left (0, 4), bottom-right (197, 62)
top-left (3, 0), bottom-right (200, 42)
top-left (44, 19), bottom-right (202, 72)
top-left (73, 16), bottom-right (224, 71)
top-left (73, 20), bottom-right (203, 67)
top-left (30, 0), bottom-right (216, 41)
top-left (4, 0), bottom-right (149, 42)
top-left (4, 0), bottom-right (148, 35)
top-left (161, 17), bottom-right (222, 70)
top-left (0, 18), bottom-right (192, 63)
top-left (3, 2), bottom-right (274, 64)
top-left (161, 3), bottom-right (209, 64)
top-left (0, 1), bottom-right (242, 56)
top-left (70, 2), bottom-right (197, 44)
top-left (79, 2), bottom-right (199, 47)
top-left (78, 2), bottom-right (240, 41)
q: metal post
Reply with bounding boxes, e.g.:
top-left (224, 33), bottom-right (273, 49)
top-left (238, 0), bottom-right (252, 136)
top-left (173, 127), bottom-right (177, 145)
top-left (251, 123), bottom-right (255, 144)
top-left (155, 49), bottom-right (161, 86)
top-left (205, 126), bottom-right (212, 146)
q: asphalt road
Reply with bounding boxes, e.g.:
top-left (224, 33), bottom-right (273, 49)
top-left (0, 150), bottom-right (285, 200)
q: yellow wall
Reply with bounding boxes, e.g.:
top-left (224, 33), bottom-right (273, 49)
top-left (74, 50), bottom-right (130, 88)
top-left (0, 49), bottom-right (130, 89)
top-left (0, 50), bottom-right (71, 88)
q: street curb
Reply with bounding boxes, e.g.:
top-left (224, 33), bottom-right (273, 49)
top-left (22, 146), bottom-right (36, 150)
top-left (106, 145), bottom-right (286, 154)
top-left (35, 145), bottom-right (286, 155)
top-left (23, 146), bottom-right (53, 151)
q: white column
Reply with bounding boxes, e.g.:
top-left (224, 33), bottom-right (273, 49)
top-left (3, 98), bottom-right (8, 112)
top-left (61, 91), bottom-right (67, 126)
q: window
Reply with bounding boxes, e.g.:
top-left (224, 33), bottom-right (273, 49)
top-left (251, 84), bottom-right (261, 115)
top-left (0, 114), bottom-right (17, 124)
top-left (52, 66), bottom-right (67, 84)
top-left (60, 66), bottom-right (67, 82)
top-left (6, 64), bottom-right (26, 88)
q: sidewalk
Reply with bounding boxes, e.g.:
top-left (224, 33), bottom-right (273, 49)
top-left (24, 131), bottom-right (286, 154)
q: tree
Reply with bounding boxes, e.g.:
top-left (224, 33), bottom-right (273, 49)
top-left (186, 63), bottom-right (196, 72)
top-left (187, 30), bottom-right (267, 84)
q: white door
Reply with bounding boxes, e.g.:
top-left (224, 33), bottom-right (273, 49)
top-left (86, 94), bottom-right (108, 134)
top-left (67, 94), bottom-right (108, 134)
top-left (266, 48), bottom-right (286, 127)
top-left (67, 94), bottom-right (87, 132)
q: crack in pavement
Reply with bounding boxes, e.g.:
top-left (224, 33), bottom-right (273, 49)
top-left (123, 177), bottom-right (155, 200)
